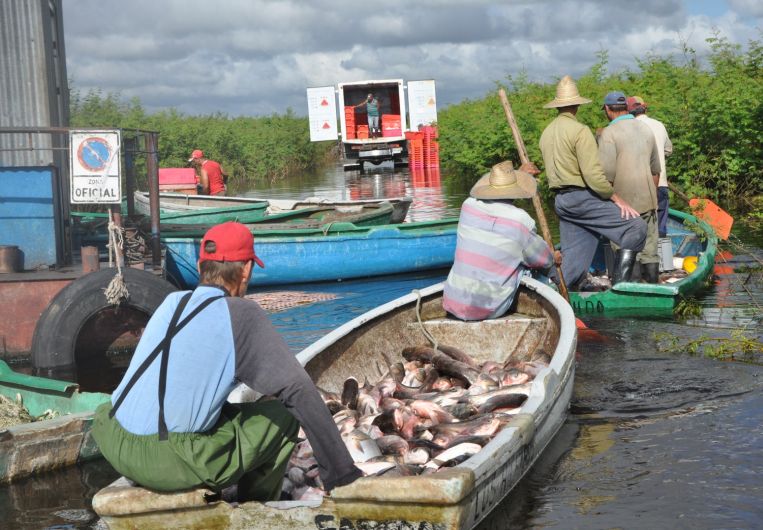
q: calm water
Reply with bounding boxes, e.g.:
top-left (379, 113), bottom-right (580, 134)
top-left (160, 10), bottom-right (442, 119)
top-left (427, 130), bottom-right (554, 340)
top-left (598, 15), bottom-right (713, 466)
top-left (3, 162), bottom-right (762, 529)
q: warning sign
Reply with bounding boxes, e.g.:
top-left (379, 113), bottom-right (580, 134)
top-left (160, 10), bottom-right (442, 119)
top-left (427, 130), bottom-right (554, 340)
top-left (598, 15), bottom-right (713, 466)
top-left (69, 130), bottom-right (122, 204)
top-left (306, 86), bottom-right (338, 142)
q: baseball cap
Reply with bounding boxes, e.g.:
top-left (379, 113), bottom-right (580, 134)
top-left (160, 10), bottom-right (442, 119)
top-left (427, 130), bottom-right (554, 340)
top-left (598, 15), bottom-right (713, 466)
top-left (188, 149), bottom-right (204, 162)
top-left (602, 91), bottom-right (627, 108)
top-left (199, 222), bottom-right (265, 267)
top-left (626, 96), bottom-right (646, 112)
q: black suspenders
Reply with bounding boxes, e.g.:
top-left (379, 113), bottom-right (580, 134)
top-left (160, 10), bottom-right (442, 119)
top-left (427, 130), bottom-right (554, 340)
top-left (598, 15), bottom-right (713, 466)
top-left (109, 291), bottom-right (224, 440)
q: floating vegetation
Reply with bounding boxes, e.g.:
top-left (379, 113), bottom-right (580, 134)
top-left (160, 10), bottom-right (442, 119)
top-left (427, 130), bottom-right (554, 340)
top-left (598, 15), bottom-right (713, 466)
top-left (674, 296), bottom-right (703, 319)
top-left (0, 394), bottom-right (58, 429)
top-left (655, 328), bottom-right (763, 362)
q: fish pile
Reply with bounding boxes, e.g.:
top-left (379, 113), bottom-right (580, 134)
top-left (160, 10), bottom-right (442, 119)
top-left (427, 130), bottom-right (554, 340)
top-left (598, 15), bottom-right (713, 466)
top-left (280, 344), bottom-right (550, 501)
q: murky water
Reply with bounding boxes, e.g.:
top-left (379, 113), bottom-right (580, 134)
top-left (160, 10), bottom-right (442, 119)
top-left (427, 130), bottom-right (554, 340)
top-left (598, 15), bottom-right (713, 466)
top-left (3, 162), bottom-right (762, 529)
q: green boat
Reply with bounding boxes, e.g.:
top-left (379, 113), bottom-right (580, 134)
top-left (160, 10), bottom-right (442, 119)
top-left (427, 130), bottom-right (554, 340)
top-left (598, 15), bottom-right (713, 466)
top-left (0, 361), bottom-right (110, 483)
top-left (568, 208), bottom-right (718, 316)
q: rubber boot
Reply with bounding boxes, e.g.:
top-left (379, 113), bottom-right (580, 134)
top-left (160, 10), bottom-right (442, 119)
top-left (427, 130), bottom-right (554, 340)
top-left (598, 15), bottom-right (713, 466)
top-left (613, 249), bottom-right (637, 285)
top-left (630, 261), bottom-right (641, 282)
top-left (642, 262), bottom-right (659, 284)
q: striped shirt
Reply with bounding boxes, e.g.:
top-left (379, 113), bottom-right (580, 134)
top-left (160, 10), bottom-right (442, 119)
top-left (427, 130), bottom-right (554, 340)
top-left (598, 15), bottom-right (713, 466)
top-left (443, 198), bottom-right (554, 320)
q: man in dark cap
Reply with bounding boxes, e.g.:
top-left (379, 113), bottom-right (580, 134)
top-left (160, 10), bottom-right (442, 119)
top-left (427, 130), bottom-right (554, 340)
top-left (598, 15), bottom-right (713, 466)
top-left (92, 222), bottom-right (361, 502)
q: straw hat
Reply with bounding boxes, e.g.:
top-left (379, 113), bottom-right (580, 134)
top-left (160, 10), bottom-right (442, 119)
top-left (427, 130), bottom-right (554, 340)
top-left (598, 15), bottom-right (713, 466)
top-left (543, 75), bottom-right (592, 109)
top-left (470, 161), bottom-right (537, 200)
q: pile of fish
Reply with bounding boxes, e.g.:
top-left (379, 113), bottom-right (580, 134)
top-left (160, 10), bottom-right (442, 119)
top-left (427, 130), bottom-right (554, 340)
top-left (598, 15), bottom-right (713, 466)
top-left (281, 344), bottom-right (550, 501)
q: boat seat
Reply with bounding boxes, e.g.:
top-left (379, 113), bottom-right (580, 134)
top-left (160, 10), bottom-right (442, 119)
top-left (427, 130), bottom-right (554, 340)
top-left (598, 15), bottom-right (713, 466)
top-left (92, 476), bottom-right (234, 527)
top-left (408, 313), bottom-right (550, 364)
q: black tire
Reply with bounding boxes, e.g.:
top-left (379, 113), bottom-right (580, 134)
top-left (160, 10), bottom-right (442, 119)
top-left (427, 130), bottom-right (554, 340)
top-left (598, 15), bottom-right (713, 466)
top-left (31, 268), bottom-right (176, 372)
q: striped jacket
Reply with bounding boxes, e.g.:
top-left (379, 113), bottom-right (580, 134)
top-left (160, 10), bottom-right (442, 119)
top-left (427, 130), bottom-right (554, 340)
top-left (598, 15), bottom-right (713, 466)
top-left (443, 198), bottom-right (554, 320)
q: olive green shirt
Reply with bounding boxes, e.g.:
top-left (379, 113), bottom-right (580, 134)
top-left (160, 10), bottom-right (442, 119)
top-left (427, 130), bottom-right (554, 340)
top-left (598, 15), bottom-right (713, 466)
top-left (539, 112), bottom-right (613, 199)
top-left (598, 116), bottom-right (661, 214)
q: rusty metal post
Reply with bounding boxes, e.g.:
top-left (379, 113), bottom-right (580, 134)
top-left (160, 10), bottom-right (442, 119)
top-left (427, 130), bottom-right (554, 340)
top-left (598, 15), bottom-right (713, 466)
top-left (145, 132), bottom-right (162, 269)
top-left (81, 246), bottom-right (100, 273)
top-left (124, 136), bottom-right (137, 217)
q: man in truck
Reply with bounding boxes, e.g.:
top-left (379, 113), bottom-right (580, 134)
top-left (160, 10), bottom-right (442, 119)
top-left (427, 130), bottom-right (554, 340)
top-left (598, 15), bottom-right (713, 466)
top-left (92, 221), bottom-right (362, 502)
top-left (355, 93), bottom-right (381, 138)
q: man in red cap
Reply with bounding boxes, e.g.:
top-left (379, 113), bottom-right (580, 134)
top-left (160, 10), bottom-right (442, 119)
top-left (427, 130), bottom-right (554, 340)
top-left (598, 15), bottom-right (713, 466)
top-left (188, 149), bottom-right (228, 196)
top-left (92, 222), bottom-right (361, 502)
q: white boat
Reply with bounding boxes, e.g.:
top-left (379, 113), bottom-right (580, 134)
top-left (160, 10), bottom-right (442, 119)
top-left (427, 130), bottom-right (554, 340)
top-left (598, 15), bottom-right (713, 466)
top-left (133, 190), bottom-right (413, 224)
top-left (92, 277), bottom-right (576, 529)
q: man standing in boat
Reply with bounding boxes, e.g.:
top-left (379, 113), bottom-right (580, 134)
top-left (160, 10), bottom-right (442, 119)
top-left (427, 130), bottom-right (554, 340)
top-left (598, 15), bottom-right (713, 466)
top-left (443, 161), bottom-right (555, 320)
top-left (627, 96), bottom-right (673, 239)
top-left (599, 91), bottom-right (662, 283)
top-left (92, 222), bottom-right (362, 502)
top-left (538, 75), bottom-right (647, 288)
top-left (189, 149), bottom-right (228, 196)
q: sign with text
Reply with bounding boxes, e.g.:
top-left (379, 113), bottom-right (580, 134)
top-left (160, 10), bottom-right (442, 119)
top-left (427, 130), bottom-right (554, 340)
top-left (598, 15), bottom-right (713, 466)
top-left (306, 86), bottom-right (338, 142)
top-left (69, 129), bottom-right (121, 204)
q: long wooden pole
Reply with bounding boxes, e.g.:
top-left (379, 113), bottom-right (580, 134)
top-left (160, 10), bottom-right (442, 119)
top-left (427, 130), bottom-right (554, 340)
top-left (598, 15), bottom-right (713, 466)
top-left (498, 88), bottom-right (570, 301)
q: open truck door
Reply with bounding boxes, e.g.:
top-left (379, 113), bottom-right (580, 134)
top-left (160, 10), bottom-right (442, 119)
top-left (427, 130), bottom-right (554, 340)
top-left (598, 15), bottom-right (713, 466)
top-left (406, 80), bottom-right (437, 131)
top-left (306, 86), bottom-right (338, 142)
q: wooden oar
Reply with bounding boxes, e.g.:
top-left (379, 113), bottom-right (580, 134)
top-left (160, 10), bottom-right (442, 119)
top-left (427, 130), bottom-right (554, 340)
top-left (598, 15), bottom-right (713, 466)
top-left (667, 182), bottom-right (733, 240)
top-left (498, 88), bottom-right (570, 302)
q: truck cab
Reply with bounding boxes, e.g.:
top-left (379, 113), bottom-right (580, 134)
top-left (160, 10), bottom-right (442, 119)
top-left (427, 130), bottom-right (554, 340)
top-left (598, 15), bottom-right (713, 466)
top-left (307, 79), bottom-right (437, 172)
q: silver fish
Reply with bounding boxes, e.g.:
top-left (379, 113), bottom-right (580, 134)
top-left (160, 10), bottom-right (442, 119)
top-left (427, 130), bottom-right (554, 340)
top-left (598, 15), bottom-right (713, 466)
top-left (343, 429), bottom-right (382, 462)
top-left (424, 442), bottom-right (482, 471)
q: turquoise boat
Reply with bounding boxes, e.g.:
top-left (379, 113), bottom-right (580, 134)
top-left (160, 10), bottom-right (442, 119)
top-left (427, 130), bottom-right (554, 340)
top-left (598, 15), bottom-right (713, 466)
top-left (164, 218), bottom-right (459, 288)
top-left (568, 208), bottom-right (718, 316)
top-left (0, 361), bottom-right (111, 483)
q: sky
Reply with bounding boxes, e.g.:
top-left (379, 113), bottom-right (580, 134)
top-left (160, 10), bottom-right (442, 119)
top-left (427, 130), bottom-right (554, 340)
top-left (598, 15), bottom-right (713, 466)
top-left (62, 1), bottom-right (762, 117)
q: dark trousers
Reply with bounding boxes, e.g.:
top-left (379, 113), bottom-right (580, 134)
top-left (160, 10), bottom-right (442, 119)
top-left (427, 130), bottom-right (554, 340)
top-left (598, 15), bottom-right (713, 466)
top-left (657, 186), bottom-right (669, 237)
top-left (554, 189), bottom-right (647, 288)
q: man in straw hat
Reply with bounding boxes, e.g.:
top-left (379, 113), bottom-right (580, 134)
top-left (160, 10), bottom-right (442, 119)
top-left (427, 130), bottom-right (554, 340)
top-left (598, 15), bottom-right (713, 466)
top-left (539, 75), bottom-right (647, 289)
top-left (443, 161), bottom-right (555, 320)
top-left (92, 221), bottom-right (361, 503)
top-left (600, 92), bottom-right (661, 282)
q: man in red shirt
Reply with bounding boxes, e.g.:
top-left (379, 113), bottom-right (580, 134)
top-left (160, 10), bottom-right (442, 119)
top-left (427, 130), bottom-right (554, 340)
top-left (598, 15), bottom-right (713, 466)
top-left (188, 149), bottom-right (227, 196)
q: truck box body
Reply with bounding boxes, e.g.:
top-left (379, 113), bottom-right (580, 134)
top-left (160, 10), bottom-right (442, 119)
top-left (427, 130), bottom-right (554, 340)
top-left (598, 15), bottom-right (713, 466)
top-left (307, 79), bottom-right (436, 170)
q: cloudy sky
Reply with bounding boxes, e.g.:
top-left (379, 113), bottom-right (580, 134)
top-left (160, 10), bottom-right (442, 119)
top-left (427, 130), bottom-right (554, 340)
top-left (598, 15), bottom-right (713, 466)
top-left (62, 1), bottom-right (762, 117)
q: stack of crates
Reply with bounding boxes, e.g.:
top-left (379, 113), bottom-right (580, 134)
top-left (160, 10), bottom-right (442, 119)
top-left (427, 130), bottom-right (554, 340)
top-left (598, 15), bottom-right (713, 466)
top-left (381, 114), bottom-right (402, 137)
top-left (356, 125), bottom-right (369, 139)
top-left (421, 125), bottom-right (440, 167)
top-left (405, 131), bottom-right (424, 169)
top-left (344, 106), bottom-right (356, 139)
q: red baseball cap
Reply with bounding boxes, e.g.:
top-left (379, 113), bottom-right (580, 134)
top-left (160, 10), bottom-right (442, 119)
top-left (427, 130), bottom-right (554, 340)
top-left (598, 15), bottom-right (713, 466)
top-left (199, 222), bottom-right (264, 267)
top-left (188, 149), bottom-right (204, 162)
top-left (626, 96), bottom-right (646, 112)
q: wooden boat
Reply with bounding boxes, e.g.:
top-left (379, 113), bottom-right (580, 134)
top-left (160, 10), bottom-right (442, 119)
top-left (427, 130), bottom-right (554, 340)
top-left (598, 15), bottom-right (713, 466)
top-left (154, 201), bottom-right (396, 232)
top-left (0, 360), bottom-right (110, 483)
top-left (92, 277), bottom-right (577, 530)
top-left (569, 208), bottom-right (718, 316)
top-left (164, 218), bottom-right (459, 288)
top-left (134, 190), bottom-right (414, 224)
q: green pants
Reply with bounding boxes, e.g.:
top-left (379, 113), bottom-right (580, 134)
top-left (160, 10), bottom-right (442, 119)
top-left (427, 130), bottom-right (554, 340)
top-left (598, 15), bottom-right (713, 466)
top-left (92, 400), bottom-right (298, 501)
top-left (611, 210), bottom-right (659, 265)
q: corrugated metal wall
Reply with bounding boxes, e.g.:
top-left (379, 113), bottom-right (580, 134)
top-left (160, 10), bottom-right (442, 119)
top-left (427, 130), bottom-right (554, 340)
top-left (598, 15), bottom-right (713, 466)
top-left (0, 0), bottom-right (69, 167)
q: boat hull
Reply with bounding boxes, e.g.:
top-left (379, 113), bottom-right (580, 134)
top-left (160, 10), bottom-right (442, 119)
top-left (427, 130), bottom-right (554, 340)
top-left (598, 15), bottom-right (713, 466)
top-left (164, 219), bottom-right (459, 287)
top-left (568, 208), bottom-right (718, 316)
top-left (0, 361), bottom-right (110, 483)
top-left (93, 278), bottom-right (577, 529)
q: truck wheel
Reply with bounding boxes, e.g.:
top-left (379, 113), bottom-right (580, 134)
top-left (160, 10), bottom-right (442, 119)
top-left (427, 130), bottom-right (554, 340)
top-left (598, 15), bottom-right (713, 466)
top-left (31, 268), bottom-right (177, 387)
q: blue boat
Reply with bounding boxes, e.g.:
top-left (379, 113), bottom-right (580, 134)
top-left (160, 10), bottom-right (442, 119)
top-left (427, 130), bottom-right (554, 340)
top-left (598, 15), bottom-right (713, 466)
top-left (164, 218), bottom-right (459, 287)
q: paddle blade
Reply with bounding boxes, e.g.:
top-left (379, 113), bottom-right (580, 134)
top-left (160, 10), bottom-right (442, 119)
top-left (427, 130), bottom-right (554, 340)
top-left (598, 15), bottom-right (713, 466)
top-left (688, 198), bottom-right (733, 240)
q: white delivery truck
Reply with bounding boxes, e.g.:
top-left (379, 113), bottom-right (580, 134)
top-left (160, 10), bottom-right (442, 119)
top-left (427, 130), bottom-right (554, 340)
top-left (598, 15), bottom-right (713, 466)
top-left (307, 79), bottom-right (437, 171)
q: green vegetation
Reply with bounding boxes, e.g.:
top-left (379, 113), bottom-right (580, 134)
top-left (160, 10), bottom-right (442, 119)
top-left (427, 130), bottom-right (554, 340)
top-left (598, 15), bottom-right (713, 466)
top-left (655, 329), bottom-right (763, 362)
top-left (438, 35), bottom-right (763, 202)
top-left (69, 90), bottom-right (334, 191)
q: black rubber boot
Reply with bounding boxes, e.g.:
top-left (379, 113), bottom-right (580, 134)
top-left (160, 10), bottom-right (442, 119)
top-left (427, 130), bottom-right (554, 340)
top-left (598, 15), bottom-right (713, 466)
top-left (630, 261), bottom-right (642, 282)
top-left (643, 262), bottom-right (659, 283)
top-left (613, 249), bottom-right (637, 284)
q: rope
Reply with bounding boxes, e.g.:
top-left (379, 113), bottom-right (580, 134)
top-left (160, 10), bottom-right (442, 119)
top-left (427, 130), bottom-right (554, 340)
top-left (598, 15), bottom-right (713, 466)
top-left (322, 222), bottom-right (335, 236)
top-left (412, 289), bottom-right (438, 352)
top-left (104, 211), bottom-right (130, 306)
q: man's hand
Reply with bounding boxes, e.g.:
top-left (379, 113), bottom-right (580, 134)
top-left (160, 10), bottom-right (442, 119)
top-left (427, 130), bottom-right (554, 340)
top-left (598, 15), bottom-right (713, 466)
top-left (553, 250), bottom-right (562, 265)
top-left (519, 161), bottom-right (541, 176)
top-left (611, 193), bottom-right (640, 220)
top-left (653, 174), bottom-right (659, 187)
